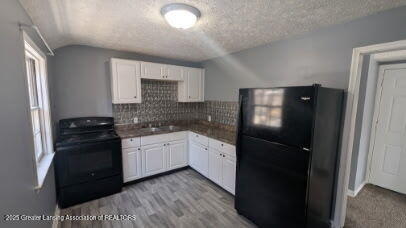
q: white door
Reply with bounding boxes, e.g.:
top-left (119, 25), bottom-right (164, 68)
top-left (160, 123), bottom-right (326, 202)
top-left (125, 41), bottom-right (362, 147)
top-left (142, 143), bottom-right (167, 177)
top-left (186, 68), bottom-right (202, 101)
top-left (222, 155), bottom-right (236, 195)
top-left (370, 64), bottom-right (406, 194)
top-left (189, 141), bottom-right (208, 176)
top-left (189, 141), bottom-right (199, 171)
top-left (141, 62), bottom-right (165, 80)
top-left (208, 148), bottom-right (222, 185)
top-left (122, 147), bottom-right (142, 182)
top-left (111, 59), bottom-right (141, 103)
top-left (167, 140), bottom-right (187, 170)
top-left (166, 65), bottom-right (183, 81)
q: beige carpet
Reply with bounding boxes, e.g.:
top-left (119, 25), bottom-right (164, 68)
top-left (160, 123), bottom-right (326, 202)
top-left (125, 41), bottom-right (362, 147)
top-left (345, 184), bottom-right (406, 228)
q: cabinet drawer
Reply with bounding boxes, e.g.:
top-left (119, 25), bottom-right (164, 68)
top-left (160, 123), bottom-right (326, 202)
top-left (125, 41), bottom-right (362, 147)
top-left (209, 138), bottom-right (235, 157)
top-left (141, 131), bottom-right (187, 146)
top-left (189, 132), bottom-right (208, 147)
top-left (122, 137), bottom-right (141, 149)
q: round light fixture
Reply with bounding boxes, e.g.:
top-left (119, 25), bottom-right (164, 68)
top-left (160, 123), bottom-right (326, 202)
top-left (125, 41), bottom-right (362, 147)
top-left (161, 3), bottom-right (201, 29)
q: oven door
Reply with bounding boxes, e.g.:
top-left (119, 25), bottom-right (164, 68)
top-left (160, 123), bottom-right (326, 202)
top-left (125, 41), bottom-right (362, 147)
top-left (55, 139), bottom-right (122, 188)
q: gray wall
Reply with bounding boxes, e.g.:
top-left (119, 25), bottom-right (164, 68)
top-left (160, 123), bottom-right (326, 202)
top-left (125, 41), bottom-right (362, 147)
top-left (203, 6), bottom-right (406, 191)
top-left (0, 1), bottom-right (56, 227)
top-left (49, 45), bottom-right (201, 123)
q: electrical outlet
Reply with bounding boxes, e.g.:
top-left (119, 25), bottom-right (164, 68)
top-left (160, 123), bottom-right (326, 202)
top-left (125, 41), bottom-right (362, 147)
top-left (133, 117), bottom-right (139, 124)
top-left (207, 115), bottom-right (212, 122)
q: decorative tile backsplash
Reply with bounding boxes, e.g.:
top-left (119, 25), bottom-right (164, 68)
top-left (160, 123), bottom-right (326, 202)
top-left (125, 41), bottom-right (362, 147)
top-left (113, 79), bottom-right (238, 126)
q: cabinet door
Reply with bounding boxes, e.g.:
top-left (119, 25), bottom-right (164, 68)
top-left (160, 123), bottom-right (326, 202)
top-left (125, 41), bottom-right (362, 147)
top-left (122, 148), bottom-right (142, 182)
top-left (186, 68), bottom-right (202, 101)
top-left (166, 65), bottom-right (183, 81)
top-left (208, 148), bottom-right (222, 185)
top-left (111, 59), bottom-right (141, 103)
top-left (167, 140), bottom-right (187, 170)
top-left (222, 155), bottom-right (236, 195)
top-left (142, 143), bottom-right (167, 177)
top-left (141, 62), bottom-right (165, 80)
top-left (189, 141), bottom-right (208, 176)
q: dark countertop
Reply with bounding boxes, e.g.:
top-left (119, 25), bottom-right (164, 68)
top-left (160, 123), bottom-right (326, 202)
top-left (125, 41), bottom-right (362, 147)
top-left (116, 121), bottom-right (236, 145)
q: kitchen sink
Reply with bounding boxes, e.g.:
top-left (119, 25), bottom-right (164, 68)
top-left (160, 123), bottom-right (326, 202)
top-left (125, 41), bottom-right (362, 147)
top-left (159, 125), bottom-right (181, 131)
top-left (138, 127), bottom-right (161, 133)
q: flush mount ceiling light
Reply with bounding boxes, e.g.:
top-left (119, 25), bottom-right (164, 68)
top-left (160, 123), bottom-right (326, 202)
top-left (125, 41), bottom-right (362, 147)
top-left (161, 3), bottom-right (201, 29)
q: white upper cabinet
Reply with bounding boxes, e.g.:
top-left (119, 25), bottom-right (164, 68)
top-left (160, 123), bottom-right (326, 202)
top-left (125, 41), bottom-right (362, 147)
top-left (141, 62), bottom-right (166, 80)
top-left (141, 62), bottom-right (183, 81)
top-left (166, 65), bottom-right (183, 81)
top-left (110, 58), bottom-right (141, 104)
top-left (111, 58), bottom-right (204, 103)
top-left (178, 67), bottom-right (205, 102)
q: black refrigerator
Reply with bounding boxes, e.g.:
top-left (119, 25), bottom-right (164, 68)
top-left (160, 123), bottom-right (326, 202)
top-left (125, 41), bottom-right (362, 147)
top-left (235, 84), bottom-right (343, 228)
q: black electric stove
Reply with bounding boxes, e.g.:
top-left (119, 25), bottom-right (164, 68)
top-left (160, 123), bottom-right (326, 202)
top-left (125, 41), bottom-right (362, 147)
top-left (54, 117), bottom-right (122, 208)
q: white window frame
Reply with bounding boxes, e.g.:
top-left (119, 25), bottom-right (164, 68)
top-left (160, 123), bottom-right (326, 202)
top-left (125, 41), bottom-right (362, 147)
top-left (23, 31), bottom-right (54, 190)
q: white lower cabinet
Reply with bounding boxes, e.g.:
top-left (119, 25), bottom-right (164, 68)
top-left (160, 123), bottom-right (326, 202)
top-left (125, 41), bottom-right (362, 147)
top-left (167, 140), bottom-right (188, 170)
top-left (122, 131), bottom-right (235, 195)
top-left (222, 155), bottom-right (236, 195)
top-left (208, 148), bottom-right (223, 185)
top-left (208, 145), bottom-right (237, 195)
top-left (142, 143), bottom-right (167, 177)
top-left (189, 141), bottom-right (208, 176)
top-left (122, 147), bottom-right (142, 182)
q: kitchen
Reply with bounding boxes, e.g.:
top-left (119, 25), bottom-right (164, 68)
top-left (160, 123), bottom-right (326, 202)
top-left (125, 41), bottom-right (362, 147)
top-left (2, 1), bottom-right (406, 228)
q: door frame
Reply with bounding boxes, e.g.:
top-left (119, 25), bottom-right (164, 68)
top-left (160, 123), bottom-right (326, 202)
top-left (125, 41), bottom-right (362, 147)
top-left (367, 63), bottom-right (406, 186)
top-left (336, 40), bottom-right (406, 228)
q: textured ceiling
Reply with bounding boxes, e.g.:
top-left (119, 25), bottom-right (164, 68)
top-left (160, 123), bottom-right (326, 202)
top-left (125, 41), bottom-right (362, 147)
top-left (19, 0), bottom-right (406, 61)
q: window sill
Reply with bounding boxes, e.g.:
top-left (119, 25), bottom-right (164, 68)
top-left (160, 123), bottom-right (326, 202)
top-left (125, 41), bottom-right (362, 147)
top-left (34, 153), bottom-right (54, 190)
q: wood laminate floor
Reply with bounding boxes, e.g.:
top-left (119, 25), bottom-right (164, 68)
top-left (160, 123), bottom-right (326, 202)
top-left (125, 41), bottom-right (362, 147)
top-left (58, 169), bottom-right (256, 228)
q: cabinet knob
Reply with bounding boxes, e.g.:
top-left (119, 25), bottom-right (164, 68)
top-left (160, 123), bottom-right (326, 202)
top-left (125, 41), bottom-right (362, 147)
top-left (221, 144), bottom-right (224, 147)
top-left (220, 153), bottom-right (222, 156)
top-left (205, 148), bottom-right (207, 150)
top-left (138, 148), bottom-right (140, 150)
top-left (134, 96), bottom-right (137, 98)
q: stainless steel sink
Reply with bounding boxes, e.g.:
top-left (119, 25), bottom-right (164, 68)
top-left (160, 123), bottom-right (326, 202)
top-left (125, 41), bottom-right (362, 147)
top-left (159, 125), bottom-right (181, 131)
top-left (138, 127), bottom-right (161, 133)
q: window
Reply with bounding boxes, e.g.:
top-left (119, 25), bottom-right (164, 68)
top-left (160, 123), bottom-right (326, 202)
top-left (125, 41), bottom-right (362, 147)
top-left (23, 32), bottom-right (54, 189)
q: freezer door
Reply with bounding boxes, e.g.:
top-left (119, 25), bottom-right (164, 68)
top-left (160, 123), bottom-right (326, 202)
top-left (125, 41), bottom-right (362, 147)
top-left (235, 135), bottom-right (310, 227)
top-left (239, 86), bottom-right (315, 149)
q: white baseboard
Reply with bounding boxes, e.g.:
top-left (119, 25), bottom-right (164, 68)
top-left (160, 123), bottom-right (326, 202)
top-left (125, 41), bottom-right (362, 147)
top-left (347, 181), bottom-right (367, 197)
top-left (52, 205), bottom-right (60, 228)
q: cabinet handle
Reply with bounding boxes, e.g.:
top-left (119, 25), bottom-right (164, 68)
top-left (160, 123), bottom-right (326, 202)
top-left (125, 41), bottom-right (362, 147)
top-left (223, 154), bottom-right (226, 157)
top-left (205, 148), bottom-right (208, 150)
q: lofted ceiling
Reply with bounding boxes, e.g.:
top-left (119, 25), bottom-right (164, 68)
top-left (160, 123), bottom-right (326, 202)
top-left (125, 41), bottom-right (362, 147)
top-left (19, 0), bottom-right (406, 62)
